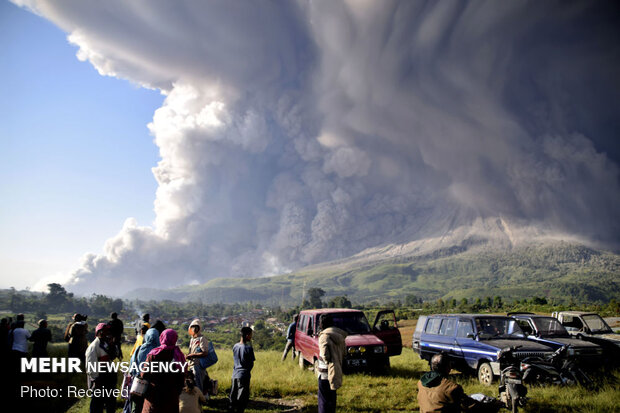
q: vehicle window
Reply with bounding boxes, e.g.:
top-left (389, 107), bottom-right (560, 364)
top-left (582, 315), bottom-right (612, 333)
top-left (439, 318), bottom-right (456, 336)
top-left (475, 318), bottom-right (525, 339)
top-left (331, 313), bottom-right (371, 334)
top-left (374, 312), bottom-right (397, 330)
top-left (299, 315), bottom-right (308, 334)
top-left (414, 316), bottom-right (428, 334)
top-left (561, 316), bottom-right (584, 331)
top-left (456, 320), bottom-right (474, 338)
top-left (425, 318), bottom-right (441, 335)
top-left (516, 320), bottom-right (533, 335)
top-left (306, 316), bottom-right (315, 335)
top-left (531, 317), bottom-right (568, 336)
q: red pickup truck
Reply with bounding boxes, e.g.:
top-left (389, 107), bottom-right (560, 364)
top-left (295, 308), bottom-right (402, 372)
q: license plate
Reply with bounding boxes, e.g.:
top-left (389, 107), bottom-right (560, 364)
top-left (347, 359), bottom-right (366, 367)
top-left (506, 378), bottom-right (522, 384)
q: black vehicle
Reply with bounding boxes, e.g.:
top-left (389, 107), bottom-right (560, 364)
top-left (497, 346), bottom-right (528, 413)
top-left (510, 314), bottom-right (603, 367)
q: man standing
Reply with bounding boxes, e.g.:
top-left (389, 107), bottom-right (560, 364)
top-left (85, 323), bottom-right (116, 413)
top-left (317, 314), bottom-right (347, 413)
top-left (109, 312), bottom-right (124, 359)
top-left (417, 353), bottom-right (500, 413)
top-left (186, 318), bottom-right (211, 395)
top-left (9, 317), bottom-right (30, 383)
top-left (229, 326), bottom-right (255, 413)
top-left (281, 315), bottom-right (299, 361)
top-left (65, 314), bottom-right (88, 365)
top-left (29, 319), bottom-right (52, 357)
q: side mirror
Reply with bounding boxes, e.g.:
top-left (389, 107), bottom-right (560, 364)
top-left (466, 333), bottom-right (475, 339)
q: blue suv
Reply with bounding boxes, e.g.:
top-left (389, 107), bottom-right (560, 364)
top-left (413, 314), bottom-right (554, 385)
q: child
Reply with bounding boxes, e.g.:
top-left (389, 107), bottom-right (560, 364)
top-left (179, 371), bottom-right (206, 413)
top-left (229, 326), bottom-right (255, 413)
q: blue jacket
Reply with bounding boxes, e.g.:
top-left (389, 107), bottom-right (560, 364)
top-left (286, 322), bottom-right (297, 341)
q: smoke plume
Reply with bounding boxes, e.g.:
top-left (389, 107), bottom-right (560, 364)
top-left (15, 0), bottom-right (620, 295)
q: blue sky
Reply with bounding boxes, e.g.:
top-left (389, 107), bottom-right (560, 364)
top-left (0, 1), bottom-right (163, 289)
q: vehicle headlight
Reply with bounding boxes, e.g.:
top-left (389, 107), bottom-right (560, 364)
top-left (359, 346), bottom-right (366, 354)
top-left (348, 347), bottom-right (357, 354)
top-left (596, 348), bottom-right (603, 354)
top-left (373, 346), bottom-right (383, 354)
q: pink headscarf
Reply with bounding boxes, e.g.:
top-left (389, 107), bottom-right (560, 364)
top-left (148, 329), bottom-right (186, 363)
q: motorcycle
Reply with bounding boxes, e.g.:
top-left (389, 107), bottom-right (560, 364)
top-left (497, 346), bottom-right (528, 413)
top-left (520, 345), bottom-right (593, 387)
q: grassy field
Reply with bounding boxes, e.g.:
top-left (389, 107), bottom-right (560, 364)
top-left (60, 345), bottom-right (620, 413)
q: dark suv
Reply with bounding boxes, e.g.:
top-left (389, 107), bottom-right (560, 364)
top-left (509, 313), bottom-right (603, 365)
top-left (414, 314), bottom-right (553, 385)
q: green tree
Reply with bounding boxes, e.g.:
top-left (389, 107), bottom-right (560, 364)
top-left (306, 288), bottom-right (325, 308)
top-left (253, 320), bottom-right (265, 330)
top-left (328, 296), bottom-right (352, 308)
top-left (46, 283), bottom-right (69, 311)
top-left (493, 296), bottom-right (503, 309)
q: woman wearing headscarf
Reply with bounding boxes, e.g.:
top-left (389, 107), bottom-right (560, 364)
top-left (141, 329), bottom-right (186, 413)
top-left (124, 328), bottom-right (161, 413)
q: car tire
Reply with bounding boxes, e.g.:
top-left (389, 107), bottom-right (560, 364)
top-left (478, 362), bottom-right (494, 386)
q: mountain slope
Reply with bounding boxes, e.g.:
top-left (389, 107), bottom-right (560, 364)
top-left (125, 235), bottom-right (620, 305)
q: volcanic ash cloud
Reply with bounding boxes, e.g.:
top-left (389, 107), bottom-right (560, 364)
top-left (17, 1), bottom-right (620, 295)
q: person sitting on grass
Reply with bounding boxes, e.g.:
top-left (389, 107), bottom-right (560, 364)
top-left (417, 353), bottom-right (501, 413)
top-left (179, 371), bottom-right (207, 413)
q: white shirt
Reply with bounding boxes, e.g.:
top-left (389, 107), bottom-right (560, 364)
top-left (11, 328), bottom-right (31, 353)
top-left (85, 337), bottom-right (112, 380)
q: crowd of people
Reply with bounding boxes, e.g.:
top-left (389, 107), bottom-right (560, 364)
top-left (2, 311), bottom-right (256, 413)
top-left (2, 310), bottom-right (497, 413)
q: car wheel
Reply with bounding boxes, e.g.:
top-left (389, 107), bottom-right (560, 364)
top-left (478, 362), bottom-right (494, 386)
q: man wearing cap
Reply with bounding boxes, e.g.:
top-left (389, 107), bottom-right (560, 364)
top-left (85, 323), bottom-right (116, 413)
top-left (186, 318), bottom-right (211, 395)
